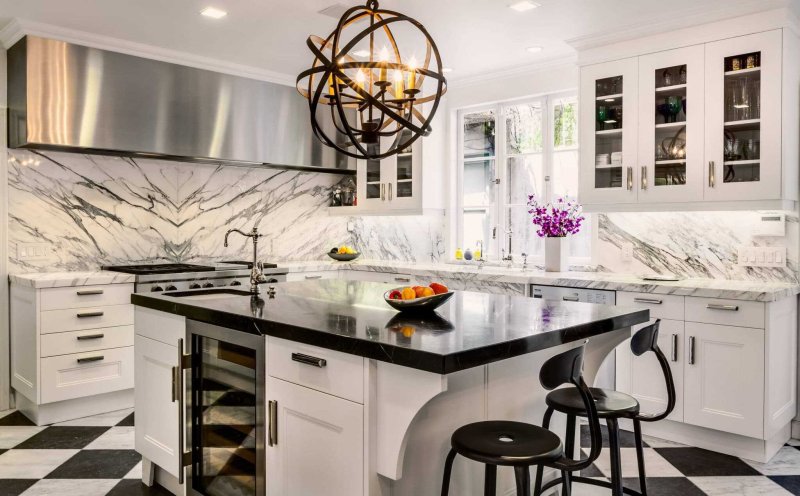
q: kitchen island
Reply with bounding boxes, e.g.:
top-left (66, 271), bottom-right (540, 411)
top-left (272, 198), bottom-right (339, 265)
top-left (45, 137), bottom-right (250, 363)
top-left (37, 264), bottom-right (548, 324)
top-left (132, 279), bottom-right (648, 496)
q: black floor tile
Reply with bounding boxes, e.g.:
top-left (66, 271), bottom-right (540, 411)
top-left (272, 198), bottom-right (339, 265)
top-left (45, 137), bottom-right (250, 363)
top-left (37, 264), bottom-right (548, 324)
top-left (45, 449), bottom-right (141, 479)
top-left (770, 476), bottom-right (800, 495)
top-left (580, 424), bottom-right (648, 448)
top-left (117, 412), bottom-right (135, 427)
top-left (107, 479), bottom-right (174, 495)
top-left (580, 463), bottom-right (605, 478)
top-left (14, 426), bottom-right (110, 449)
top-left (655, 447), bottom-right (761, 477)
top-left (0, 411), bottom-right (35, 426)
top-left (622, 476), bottom-right (706, 496)
top-left (0, 479), bottom-right (38, 495)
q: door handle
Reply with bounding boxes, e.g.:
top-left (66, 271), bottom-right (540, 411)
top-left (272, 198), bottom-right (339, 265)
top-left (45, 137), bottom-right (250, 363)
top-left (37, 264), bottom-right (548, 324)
top-left (388, 182), bottom-right (393, 201)
top-left (381, 183), bottom-right (386, 201)
top-left (77, 311), bottom-right (104, 318)
top-left (291, 353), bottom-right (327, 368)
top-left (268, 400), bottom-right (278, 447)
top-left (395, 277), bottom-right (411, 283)
top-left (633, 297), bottom-right (662, 304)
top-left (175, 338), bottom-right (191, 484)
top-left (708, 161), bottom-right (715, 188)
top-left (76, 289), bottom-right (104, 296)
top-left (77, 333), bottom-right (104, 341)
top-left (627, 167), bottom-right (633, 191)
top-left (706, 303), bottom-right (739, 311)
top-left (671, 334), bottom-right (678, 362)
top-left (688, 336), bottom-right (695, 365)
top-left (305, 275), bottom-right (323, 280)
top-left (562, 295), bottom-right (580, 302)
top-left (77, 355), bottom-right (104, 364)
top-left (641, 166), bottom-right (647, 190)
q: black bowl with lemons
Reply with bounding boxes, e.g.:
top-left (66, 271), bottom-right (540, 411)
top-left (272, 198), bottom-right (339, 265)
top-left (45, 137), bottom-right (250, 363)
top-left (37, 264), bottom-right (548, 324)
top-left (328, 246), bottom-right (360, 262)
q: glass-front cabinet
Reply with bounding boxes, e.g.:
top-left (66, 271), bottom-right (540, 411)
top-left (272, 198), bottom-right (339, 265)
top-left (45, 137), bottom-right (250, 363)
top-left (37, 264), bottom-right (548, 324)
top-left (638, 45), bottom-right (704, 203)
top-left (704, 30), bottom-right (782, 202)
top-left (355, 134), bottom-right (422, 212)
top-left (579, 57), bottom-right (639, 205)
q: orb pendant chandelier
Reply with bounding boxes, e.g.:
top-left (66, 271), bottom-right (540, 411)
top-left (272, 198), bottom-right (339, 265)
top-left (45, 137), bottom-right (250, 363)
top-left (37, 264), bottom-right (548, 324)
top-left (296, 0), bottom-right (447, 160)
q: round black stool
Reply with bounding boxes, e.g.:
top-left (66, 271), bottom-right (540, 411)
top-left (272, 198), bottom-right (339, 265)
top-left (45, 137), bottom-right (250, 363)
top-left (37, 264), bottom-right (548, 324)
top-left (441, 344), bottom-right (604, 496)
top-left (534, 320), bottom-right (676, 496)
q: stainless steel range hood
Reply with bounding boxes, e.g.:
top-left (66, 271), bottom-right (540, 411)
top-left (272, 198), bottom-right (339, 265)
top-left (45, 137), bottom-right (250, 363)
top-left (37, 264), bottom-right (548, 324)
top-left (7, 36), bottom-right (354, 174)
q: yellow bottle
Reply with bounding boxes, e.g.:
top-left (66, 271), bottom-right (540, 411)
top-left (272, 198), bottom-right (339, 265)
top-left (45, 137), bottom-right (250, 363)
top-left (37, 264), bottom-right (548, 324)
top-left (455, 248), bottom-right (463, 260)
top-left (474, 247), bottom-right (482, 260)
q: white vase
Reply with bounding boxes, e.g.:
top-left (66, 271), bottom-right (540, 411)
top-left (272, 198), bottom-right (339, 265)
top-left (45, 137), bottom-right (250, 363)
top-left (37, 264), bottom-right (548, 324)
top-left (544, 237), bottom-right (569, 272)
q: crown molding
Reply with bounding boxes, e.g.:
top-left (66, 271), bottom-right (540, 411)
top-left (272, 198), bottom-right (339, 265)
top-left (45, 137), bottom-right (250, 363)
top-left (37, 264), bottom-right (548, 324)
top-left (567, 0), bottom-right (790, 52)
top-left (447, 55), bottom-right (578, 90)
top-left (0, 18), bottom-right (297, 86)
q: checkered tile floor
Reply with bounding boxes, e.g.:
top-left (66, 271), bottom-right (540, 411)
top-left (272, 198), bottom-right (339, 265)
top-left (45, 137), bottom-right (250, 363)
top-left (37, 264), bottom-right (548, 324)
top-left (0, 408), bottom-right (799, 495)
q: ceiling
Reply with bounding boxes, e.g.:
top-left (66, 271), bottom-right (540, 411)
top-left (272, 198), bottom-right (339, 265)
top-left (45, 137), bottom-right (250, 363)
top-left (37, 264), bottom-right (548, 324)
top-left (0, 0), bottom-right (793, 83)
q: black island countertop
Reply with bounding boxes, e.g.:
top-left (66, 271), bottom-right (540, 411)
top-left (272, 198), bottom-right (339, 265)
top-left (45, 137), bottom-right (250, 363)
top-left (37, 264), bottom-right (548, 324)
top-left (132, 279), bottom-right (649, 374)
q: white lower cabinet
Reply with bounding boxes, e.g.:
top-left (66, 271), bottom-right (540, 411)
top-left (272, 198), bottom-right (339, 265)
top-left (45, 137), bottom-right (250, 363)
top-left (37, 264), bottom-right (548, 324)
top-left (134, 334), bottom-right (180, 477)
top-left (267, 376), bottom-right (364, 496)
top-left (683, 322), bottom-right (765, 438)
top-left (343, 270), bottom-right (416, 285)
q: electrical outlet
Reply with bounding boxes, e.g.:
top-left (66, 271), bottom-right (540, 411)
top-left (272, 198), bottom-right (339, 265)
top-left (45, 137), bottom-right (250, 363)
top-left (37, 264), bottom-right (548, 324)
top-left (16, 242), bottom-right (50, 261)
top-left (738, 246), bottom-right (786, 268)
top-left (621, 242), bottom-right (634, 262)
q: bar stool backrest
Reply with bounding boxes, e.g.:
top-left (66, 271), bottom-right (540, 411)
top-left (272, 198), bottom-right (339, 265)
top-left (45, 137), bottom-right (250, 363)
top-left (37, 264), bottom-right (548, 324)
top-left (539, 344), bottom-right (602, 470)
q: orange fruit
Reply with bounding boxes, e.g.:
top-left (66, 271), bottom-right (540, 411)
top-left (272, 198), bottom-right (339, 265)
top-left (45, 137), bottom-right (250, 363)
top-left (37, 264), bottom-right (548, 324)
top-left (401, 287), bottom-right (417, 300)
top-left (414, 286), bottom-right (428, 298)
top-left (420, 287), bottom-right (435, 297)
top-left (429, 282), bottom-right (448, 295)
top-left (401, 326), bottom-right (415, 338)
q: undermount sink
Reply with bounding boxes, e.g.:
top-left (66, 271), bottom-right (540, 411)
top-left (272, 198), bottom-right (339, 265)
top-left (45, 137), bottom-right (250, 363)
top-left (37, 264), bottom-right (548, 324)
top-left (164, 288), bottom-right (252, 300)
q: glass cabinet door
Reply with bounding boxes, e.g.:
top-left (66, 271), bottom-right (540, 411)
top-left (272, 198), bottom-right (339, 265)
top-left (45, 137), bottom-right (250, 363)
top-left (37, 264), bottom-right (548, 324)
top-left (393, 129), bottom-right (415, 202)
top-left (705, 30), bottom-right (781, 201)
top-left (579, 57), bottom-right (638, 205)
top-left (638, 45), bottom-right (704, 203)
top-left (364, 142), bottom-right (383, 202)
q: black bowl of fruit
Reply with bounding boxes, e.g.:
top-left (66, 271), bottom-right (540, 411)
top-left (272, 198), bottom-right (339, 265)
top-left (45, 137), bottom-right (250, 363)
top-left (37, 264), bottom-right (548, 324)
top-left (384, 283), bottom-right (454, 313)
top-left (328, 246), bottom-right (360, 262)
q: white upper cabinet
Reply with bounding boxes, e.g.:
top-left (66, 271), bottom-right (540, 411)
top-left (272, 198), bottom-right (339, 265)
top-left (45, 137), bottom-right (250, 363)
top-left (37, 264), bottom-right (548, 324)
top-left (704, 30), bottom-right (782, 202)
top-left (356, 131), bottom-right (422, 212)
top-left (579, 57), bottom-right (639, 205)
top-left (638, 45), bottom-right (705, 203)
top-left (579, 28), bottom-right (798, 211)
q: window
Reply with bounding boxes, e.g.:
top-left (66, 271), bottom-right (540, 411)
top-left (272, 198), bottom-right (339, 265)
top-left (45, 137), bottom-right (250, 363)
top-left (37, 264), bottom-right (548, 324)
top-left (457, 93), bottom-right (589, 262)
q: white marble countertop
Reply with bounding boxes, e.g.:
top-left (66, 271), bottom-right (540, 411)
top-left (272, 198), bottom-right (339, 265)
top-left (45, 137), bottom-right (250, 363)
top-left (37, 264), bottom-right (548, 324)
top-left (8, 271), bottom-right (136, 289)
top-left (277, 260), bottom-right (800, 302)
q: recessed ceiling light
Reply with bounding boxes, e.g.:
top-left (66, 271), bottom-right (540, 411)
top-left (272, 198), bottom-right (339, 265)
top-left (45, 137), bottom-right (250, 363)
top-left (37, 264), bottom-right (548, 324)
top-left (200, 7), bottom-right (228, 19)
top-left (509, 1), bottom-right (540, 12)
top-left (442, 67), bottom-right (453, 73)
top-left (527, 45), bottom-right (543, 53)
top-left (351, 49), bottom-right (371, 58)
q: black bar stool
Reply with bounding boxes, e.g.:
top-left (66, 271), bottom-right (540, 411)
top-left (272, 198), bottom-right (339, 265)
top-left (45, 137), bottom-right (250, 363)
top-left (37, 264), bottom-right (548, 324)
top-left (534, 320), bottom-right (676, 496)
top-left (441, 344), bottom-right (604, 496)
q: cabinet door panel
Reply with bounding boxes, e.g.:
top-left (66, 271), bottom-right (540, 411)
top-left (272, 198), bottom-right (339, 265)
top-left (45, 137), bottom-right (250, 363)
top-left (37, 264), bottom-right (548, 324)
top-left (628, 319), bottom-right (684, 422)
top-left (267, 377), bottom-right (363, 496)
top-left (684, 322), bottom-right (764, 438)
top-left (134, 335), bottom-right (180, 477)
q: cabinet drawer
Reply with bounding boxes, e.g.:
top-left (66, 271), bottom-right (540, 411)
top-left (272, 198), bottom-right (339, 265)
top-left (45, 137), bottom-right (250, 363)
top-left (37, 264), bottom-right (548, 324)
top-left (285, 271), bottom-right (338, 282)
top-left (685, 297), bottom-right (764, 329)
top-left (41, 346), bottom-right (134, 404)
top-left (41, 284), bottom-right (133, 311)
top-left (41, 326), bottom-right (134, 358)
top-left (268, 337), bottom-right (364, 404)
top-left (40, 304), bottom-right (134, 334)
top-left (617, 292), bottom-right (684, 320)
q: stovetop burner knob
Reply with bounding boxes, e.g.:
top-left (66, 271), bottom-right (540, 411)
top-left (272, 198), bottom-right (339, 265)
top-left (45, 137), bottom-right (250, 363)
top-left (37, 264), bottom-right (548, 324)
top-left (151, 286), bottom-right (164, 292)
top-left (166, 285), bottom-right (177, 291)
top-left (230, 281), bottom-right (242, 286)
top-left (203, 283), bottom-right (215, 288)
top-left (189, 283), bottom-right (201, 289)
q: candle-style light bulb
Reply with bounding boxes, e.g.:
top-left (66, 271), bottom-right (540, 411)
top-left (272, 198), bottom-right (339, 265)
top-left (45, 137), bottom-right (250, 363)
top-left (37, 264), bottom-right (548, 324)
top-left (356, 69), bottom-right (366, 89)
top-left (407, 56), bottom-right (417, 91)
top-left (378, 46), bottom-right (389, 82)
top-left (393, 69), bottom-right (404, 99)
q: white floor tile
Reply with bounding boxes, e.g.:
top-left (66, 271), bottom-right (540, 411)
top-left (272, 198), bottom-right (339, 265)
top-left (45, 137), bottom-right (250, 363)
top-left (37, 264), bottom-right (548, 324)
top-left (124, 460), bottom-right (142, 479)
top-left (84, 426), bottom-right (135, 450)
top-left (744, 445), bottom-right (800, 476)
top-left (20, 478), bottom-right (119, 496)
top-left (54, 408), bottom-right (133, 427)
top-left (592, 447), bottom-right (683, 478)
top-left (689, 476), bottom-right (794, 495)
top-left (785, 438), bottom-right (800, 447)
top-left (0, 449), bottom-right (78, 478)
top-left (0, 426), bottom-right (47, 449)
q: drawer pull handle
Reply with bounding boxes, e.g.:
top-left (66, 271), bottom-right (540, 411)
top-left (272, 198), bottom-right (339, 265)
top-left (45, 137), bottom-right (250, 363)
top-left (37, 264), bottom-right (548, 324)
top-left (76, 289), bottom-right (104, 296)
top-left (305, 275), bottom-right (322, 280)
top-left (706, 303), bottom-right (739, 311)
top-left (77, 333), bottom-right (105, 341)
top-left (395, 277), bottom-right (411, 283)
top-left (77, 311), bottom-right (104, 318)
top-left (562, 295), bottom-right (580, 302)
top-left (291, 353), bottom-right (327, 368)
top-left (670, 334), bottom-right (678, 362)
top-left (77, 355), bottom-right (104, 364)
top-left (634, 297), bottom-right (663, 305)
top-left (688, 336), bottom-right (695, 365)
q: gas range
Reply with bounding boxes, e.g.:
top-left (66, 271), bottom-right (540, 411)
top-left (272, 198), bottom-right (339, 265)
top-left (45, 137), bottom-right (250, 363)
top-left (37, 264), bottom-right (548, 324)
top-left (102, 262), bottom-right (287, 293)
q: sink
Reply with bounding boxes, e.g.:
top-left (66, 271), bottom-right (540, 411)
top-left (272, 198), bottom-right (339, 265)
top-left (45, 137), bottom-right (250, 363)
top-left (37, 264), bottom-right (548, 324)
top-left (164, 288), bottom-right (252, 300)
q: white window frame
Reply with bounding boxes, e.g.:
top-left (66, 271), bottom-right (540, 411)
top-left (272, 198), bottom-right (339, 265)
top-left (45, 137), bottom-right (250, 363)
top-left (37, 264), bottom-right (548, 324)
top-left (455, 91), bottom-right (589, 265)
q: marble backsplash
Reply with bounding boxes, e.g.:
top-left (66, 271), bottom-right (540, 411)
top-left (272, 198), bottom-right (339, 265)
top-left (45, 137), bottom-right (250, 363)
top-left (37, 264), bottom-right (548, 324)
top-left (7, 150), bottom-right (445, 273)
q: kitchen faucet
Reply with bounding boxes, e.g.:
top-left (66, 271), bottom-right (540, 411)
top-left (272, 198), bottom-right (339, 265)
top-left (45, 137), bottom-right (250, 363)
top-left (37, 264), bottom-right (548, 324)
top-left (502, 228), bottom-right (514, 264)
top-left (224, 226), bottom-right (268, 295)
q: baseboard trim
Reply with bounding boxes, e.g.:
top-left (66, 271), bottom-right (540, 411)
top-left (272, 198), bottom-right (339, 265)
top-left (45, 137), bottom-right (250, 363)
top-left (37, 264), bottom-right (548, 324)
top-left (14, 388), bottom-right (133, 425)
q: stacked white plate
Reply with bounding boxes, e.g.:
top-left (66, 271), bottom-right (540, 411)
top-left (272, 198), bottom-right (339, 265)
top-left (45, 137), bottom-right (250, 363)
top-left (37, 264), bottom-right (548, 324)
top-left (595, 154), bottom-right (610, 166)
top-left (610, 151), bottom-right (623, 165)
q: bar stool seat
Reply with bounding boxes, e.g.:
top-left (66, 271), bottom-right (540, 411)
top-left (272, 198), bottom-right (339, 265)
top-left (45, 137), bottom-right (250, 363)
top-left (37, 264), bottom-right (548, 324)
top-left (451, 420), bottom-right (563, 466)
top-left (546, 387), bottom-right (640, 418)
